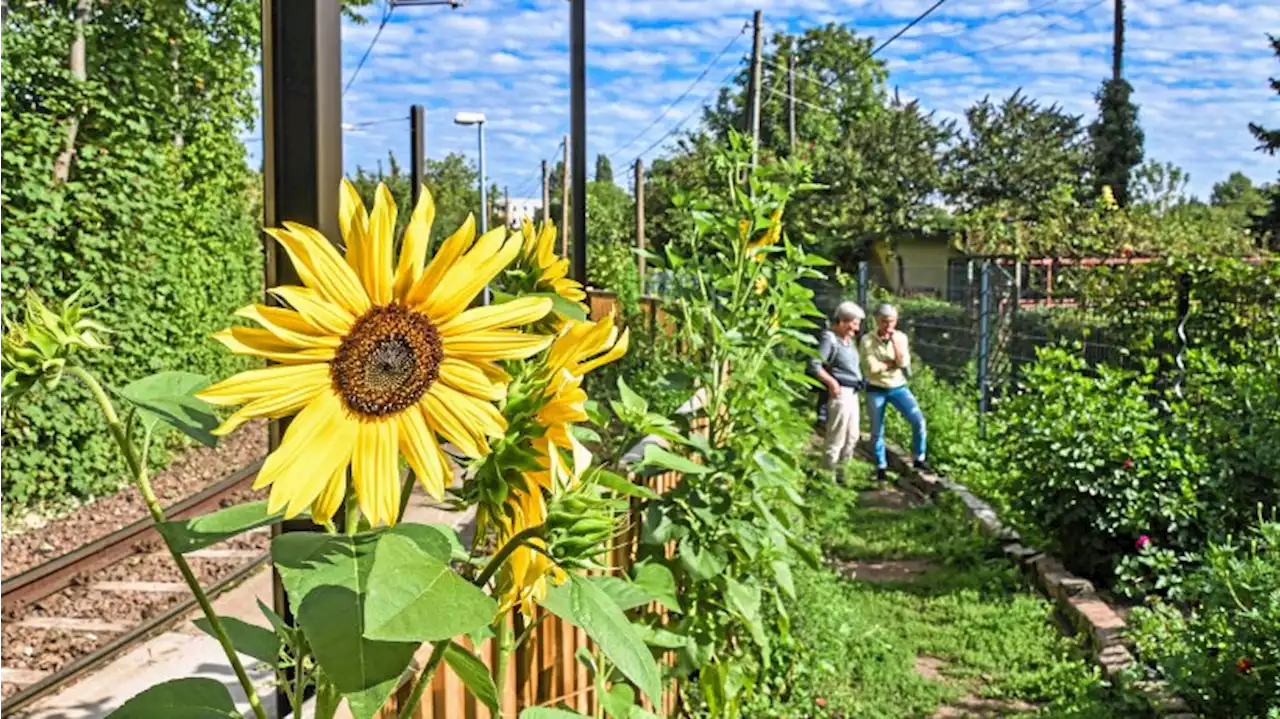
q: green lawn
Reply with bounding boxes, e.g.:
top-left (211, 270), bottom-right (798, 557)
top-left (745, 464), bottom-right (1151, 718)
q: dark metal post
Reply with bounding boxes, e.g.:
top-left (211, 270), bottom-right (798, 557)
top-left (787, 52), bottom-right (797, 153)
top-left (570, 0), bottom-right (588, 285)
top-left (261, 0), bottom-right (342, 714)
top-left (541, 159), bottom-right (550, 224)
top-left (635, 158), bottom-right (646, 295)
top-left (1113, 0), bottom-right (1124, 81)
top-left (747, 9), bottom-right (763, 170)
top-left (857, 260), bottom-right (869, 315)
top-left (977, 260), bottom-right (991, 434)
top-left (410, 104), bottom-right (425, 207)
top-left (1011, 259), bottom-right (1022, 385)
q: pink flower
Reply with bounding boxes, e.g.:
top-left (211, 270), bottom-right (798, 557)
top-left (1122, 459), bottom-right (1134, 470)
top-left (815, 698), bottom-right (827, 708)
top-left (1136, 535), bottom-right (1151, 551)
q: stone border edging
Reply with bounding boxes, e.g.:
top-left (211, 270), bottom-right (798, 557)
top-left (874, 440), bottom-right (1197, 719)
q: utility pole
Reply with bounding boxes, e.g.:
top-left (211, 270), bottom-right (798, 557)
top-left (747, 9), bottom-right (763, 170)
top-left (1112, 0), bottom-right (1124, 80)
top-left (504, 185), bottom-right (510, 229)
top-left (570, 0), bottom-right (588, 285)
top-left (561, 136), bottom-right (570, 257)
top-left (787, 52), bottom-right (796, 153)
top-left (541, 159), bottom-right (550, 224)
top-left (635, 158), bottom-right (646, 294)
top-left (410, 104), bottom-right (425, 207)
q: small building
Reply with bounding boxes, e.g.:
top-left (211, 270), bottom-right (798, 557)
top-left (505, 197), bottom-right (542, 228)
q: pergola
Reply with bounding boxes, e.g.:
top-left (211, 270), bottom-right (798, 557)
top-left (259, 2), bottom-right (589, 712)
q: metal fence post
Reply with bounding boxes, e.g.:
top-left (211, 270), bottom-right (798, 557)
top-left (977, 260), bottom-right (991, 436)
top-left (857, 260), bottom-right (869, 311)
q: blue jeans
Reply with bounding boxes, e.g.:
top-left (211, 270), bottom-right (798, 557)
top-left (868, 385), bottom-right (926, 468)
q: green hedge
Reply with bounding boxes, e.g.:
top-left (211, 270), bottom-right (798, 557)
top-left (2, 2), bottom-right (262, 514)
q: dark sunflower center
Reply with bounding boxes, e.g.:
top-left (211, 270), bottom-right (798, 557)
top-left (331, 304), bottom-right (442, 418)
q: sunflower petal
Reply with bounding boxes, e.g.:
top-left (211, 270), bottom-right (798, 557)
top-left (213, 328), bottom-right (335, 365)
top-left (198, 363), bottom-right (332, 406)
top-left (421, 391), bottom-right (488, 458)
top-left (270, 224), bottom-right (371, 316)
top-left (269, 286), bottom-right (355, 336)
top-left (438, 297), bottom-right (553, 337)
top-left (254, 391), bottom-right (358, 520)
top-left (442, 331), bottom-right (553, 361)
top-left (310, 467), bottom-right (348, 525)
top-left (577, 326), bottom-right (630, 376)
top-left (394, 186), bottom-right (436, 299)
top-left (212, 371), bottom-right (330, 436)
top-left (357, 183), bottom-right (396, 304)
top-left (397, 405), bottom-right (448, 499)
top-left (431, 383), bottom-right (506, 438)
top-left (438, 358), bottom-right (507, 401)
top-left (339, 178), bottom-right (369, 259)
top-left (418, 229), bottom-right (519, 321)
top-left (235, 305), bottom-right (342, 348)
top-left (406, 214), bottom-right (476, 307)
top-left (353, 419), bottom-right (400, 527)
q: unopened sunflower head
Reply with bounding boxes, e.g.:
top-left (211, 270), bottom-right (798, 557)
top-left (516, 219), bottom-right (587, 319)
top-left (197, 179), bottom-right (554, 528)
top-left (2, 290), bottom-right (108, 403)
top-left (546, 477), bottom-right (622, 572)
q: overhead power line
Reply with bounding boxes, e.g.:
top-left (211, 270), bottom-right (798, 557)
top-left (344, 1), bottom-right (396, 96)
top-left (903, 0), bottom-right (1107, 67)
top-left (817, 0), bottom-right (955, 92)
top-left (635, 66), bottom-right (739, 161)
top-left (607, 22), bottom-right (750, 160)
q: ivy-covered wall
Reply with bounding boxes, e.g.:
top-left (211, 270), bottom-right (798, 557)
top-left (2, 1), bottom-right (263, 513)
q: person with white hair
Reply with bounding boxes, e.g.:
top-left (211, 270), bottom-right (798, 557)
top-left (861, 303), bottom-right (930, 482)
top-left (808, 301), bottom-right (866, 477)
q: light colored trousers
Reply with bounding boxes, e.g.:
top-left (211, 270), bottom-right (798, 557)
top-left (823, 386), bottom-right (861, 470)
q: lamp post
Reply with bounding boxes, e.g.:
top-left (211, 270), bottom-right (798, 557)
top-left (454, 111), bottom-right (488, 304)
top-left (454, 111), bottom-right (487, 235)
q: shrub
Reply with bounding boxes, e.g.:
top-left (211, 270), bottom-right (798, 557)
top-left (1129, 513), bottom-right (1280, 717)
top-left (988, 347), bottom-right (1207, 582)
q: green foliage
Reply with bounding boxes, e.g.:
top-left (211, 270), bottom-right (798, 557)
top-left (945, 90), bottom-right (1090, 218)
top-left (1129, 513), bottom-right (1280, 717)
top-left (989, 348), bottom-right (1207, 581)
top-left (2, 0), bottom-right (261, 513)
top-left (1211, 171), bottom-right (1269, 228)
top-left (595, 153), bottom-right (615, 184)
top-left (348, 151), bottom-right (482, 244)
top-left (1089, 78), bottom-right (1144, 207)
top-left (1249, 35), bottom-right (1280, 250)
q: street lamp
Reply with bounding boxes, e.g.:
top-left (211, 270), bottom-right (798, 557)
top-left (454, 110), bottom-right (488, 304)
top-left (453, 111), bottom-right (488, 235)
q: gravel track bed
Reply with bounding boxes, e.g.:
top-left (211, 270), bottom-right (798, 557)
top-left (3, 421), bottom-right (267, 579)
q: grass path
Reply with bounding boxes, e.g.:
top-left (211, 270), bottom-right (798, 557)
top-left (752, 463), bottom-right (1149, 718)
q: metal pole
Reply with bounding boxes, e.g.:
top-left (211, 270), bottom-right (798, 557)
top-left (977, 260), bottom-right (991, 434)
top-left (857, 260), bottom-right (869, 315)
top-left (788, 52), bottom-right (796, 153)
top-left (504, 185), bottom-right (510, 228)
top-left (410, 104), bottom-right (425, 207)
top-left (261, 1), bottom-right (342, 714)
top-left (570, 0), bottom-right (588, 285)
top-left (1113, 0), bottom-right (1124, 81)
top-left (635, 158), bottom-right (646, 295)
top-left (748, 9), bottom-right (763, 170)
top-left (541, 159), bottom-right (550, 224)
top-left (478, 122), bottom-right (489, 304)
top-left (561, 136), bottom-right (570, 258)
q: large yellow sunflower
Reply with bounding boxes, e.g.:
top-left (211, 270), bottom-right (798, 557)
top-left (520, 219), bottom-right (586, 306)
top-left (197, 180), bottom-right (553, 528)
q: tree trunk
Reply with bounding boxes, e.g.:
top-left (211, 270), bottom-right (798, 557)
top-left (53, 0), bottom-right (92, 183)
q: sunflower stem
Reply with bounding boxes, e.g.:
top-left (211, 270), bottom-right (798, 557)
top-left (474, 525), bottom-right (545, 589)
top-left (396, 469), bottom-right (417, 524)
top-left (398, 641), bottom-right (448, 719)
top-left (494, 613), bottom-right (514, 711)
top-left (344, 487), bottom-right (361, 537)
top-left (68, 365), bottom-right (269, 719)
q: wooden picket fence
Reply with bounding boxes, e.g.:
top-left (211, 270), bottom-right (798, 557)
top-left (372, 291), bottom-right (697, 718)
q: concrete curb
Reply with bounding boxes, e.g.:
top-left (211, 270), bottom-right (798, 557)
top-left (875, 441), bottom-right (1196, 718)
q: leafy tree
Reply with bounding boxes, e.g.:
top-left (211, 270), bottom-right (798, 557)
top-left (1089, 78), bottom-right (1144, 207)
top-left (944, 90), bottom-right (1091, 218)
top-left (1249, 34), bottom-right (1279, 250)
top-left (594, 153), bottom-right (614, 184)
top-left (1210, 171), bottom-right (1268, 229)
top-left (1131, 160), bottom-right (1192, 215)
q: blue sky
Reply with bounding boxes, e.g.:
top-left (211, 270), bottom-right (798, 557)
top-left (242, 0), bottom-right (1278, 201)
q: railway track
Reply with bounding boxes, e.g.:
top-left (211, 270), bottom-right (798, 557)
top-left (1, 460), bottom-right (267, 716)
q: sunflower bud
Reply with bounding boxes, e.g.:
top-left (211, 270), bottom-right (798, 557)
top-left (2, 290), bottom-right (108, 403)
top-left (546, 485), bottom-right (622, 570)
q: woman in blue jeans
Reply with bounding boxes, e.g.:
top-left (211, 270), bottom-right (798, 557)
top-left (859, 304), bottom-right (930, 482)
